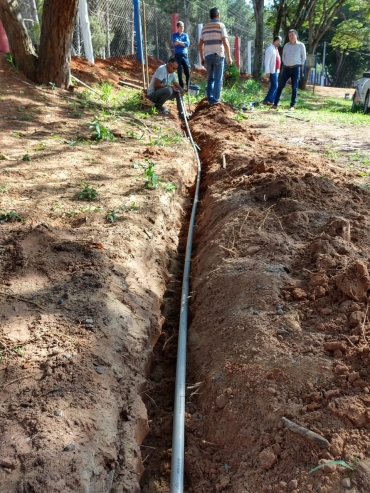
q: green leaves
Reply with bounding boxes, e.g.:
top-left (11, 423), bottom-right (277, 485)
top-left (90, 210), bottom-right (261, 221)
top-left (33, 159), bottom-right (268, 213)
top-left (89, 119), bottom-right (115, 141)
top-left (331, 19), bottom-right (369, 51)
top-left (0, 211), bottom-right (23, 223)
top-left (134, 159), bottom-right (177, 193)
top-left (77, 182), bottom-right (99, 201)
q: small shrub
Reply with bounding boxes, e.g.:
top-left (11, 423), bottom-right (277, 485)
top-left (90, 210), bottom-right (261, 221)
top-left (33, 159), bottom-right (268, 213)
top-left (106, 208), bottom-right (121, 223)
top-left (34, 142), bottom-right (47, 151)
top-left (5, 52), bottom-right (17, 70)
top-left (89, 119), bottom-right (115, 141)
top-left (134, 159), bottom-right (158, 189)
top-left (77, 182), bottom-right (99, 201)
top-left (161, 181), bottom-right (177, 192)
top-left (225, 62), bottom-right (240, 79)
top-left (0, 210), bottom-right (23, 223)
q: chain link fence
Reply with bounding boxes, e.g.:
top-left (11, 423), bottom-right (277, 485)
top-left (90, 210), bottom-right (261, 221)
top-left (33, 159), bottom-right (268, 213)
top-left (17, 0), bottom-right (274, 74)
top-left (17, 0), bottom-right (40, 45)
top-left (70, 0), bottom-right (262, 73)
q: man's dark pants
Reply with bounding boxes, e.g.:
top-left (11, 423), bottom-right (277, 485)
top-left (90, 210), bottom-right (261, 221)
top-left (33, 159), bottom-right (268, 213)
top-left (175, 54), bottom-right (190, 89)
top-left (148, 87), bottom-right (183, 115)
top-left (273, 65), bottom-right (300, 107)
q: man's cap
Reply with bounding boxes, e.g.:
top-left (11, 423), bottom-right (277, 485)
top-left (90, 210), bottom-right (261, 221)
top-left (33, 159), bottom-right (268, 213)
top-left (177, 21), bottom-right (184, 26)
top-left (209, 7), bottom-right (220, 18)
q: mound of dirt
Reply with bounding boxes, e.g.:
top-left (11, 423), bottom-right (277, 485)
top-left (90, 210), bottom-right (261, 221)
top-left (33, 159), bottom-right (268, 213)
top-left (71, 55), bottom-right (164, 87)
top-left (182, 101), bottom-right (370, 493)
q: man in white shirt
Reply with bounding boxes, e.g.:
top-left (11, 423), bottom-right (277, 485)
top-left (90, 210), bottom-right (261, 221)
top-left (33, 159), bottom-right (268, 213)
top-left (271, 29), bottom-right (306, 111)
top-left (263, 36), bottom-right (282, 105)
top-left (147, 58), bottom-right (185, 117)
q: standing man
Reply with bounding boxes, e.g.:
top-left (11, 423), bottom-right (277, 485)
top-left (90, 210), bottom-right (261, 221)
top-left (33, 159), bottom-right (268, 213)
top-left (199, 7), bottom-right (232, 105)
top-left (263, 36), bottom-right (282, 106)
top-left (172, 21), bottom-right (190, 91)
top-left (271, 29), bottom-right (306, 111)
top-left (147, 58), bottom-right (185, 118)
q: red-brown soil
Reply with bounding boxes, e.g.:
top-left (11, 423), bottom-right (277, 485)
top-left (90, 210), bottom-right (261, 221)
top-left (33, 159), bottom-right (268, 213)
top-left (1, 54), bottom-right (370, 493)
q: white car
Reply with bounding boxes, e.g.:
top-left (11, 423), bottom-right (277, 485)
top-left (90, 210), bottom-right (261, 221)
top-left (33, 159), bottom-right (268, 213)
top-left (352, 71), bottom-right (370, 114)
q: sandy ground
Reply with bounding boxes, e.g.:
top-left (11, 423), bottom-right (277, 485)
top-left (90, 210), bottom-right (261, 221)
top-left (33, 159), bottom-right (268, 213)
top-left (1, 55), bottom-right (370, 493)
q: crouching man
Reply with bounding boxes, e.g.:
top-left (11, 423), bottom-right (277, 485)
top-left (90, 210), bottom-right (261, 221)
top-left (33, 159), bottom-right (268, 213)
top-left (147, 58), bottom-right (185, 118)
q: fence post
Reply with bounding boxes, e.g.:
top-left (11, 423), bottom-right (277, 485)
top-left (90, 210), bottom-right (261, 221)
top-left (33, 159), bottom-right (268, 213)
top-left (78, 0), bottom-right (94, 64)
top-left (142, 1), bottom-right (149, 89)
top-left (105, 0), bottom-right (111, 58)
top-left (247, 40), bottom-right (252, 74)
top-left (133, 0), bottom-right (144, 63)
top-left (234, 36), bottom-right (240, 70)
top-left (0, 20), bottom-right (9, 53)
top-left (198, 23), bottom-right (203, 67)
top-left (133, 0), bottom-right (146, 88)
top-left (172, 13), bottom-right (179, 34)
top-left (76, 17), bottom-right (81, 56)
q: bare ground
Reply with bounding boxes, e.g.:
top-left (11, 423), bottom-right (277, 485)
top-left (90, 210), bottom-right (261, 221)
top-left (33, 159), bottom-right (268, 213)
top-left (1, 55), bottom-right (370, 493)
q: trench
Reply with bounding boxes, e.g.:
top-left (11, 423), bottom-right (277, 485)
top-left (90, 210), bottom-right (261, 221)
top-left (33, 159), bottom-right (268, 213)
top-left (140, 104), bottom-right (201, 492)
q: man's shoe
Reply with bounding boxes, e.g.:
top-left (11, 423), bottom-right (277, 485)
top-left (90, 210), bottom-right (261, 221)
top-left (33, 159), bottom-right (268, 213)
top-left (157, 106), bottom-right (169, 114)
top-left (270, 105), bottom-right (278, 110)
top-left (263, 101), bottom-right (273, 106)
top-left (288, 106), bottom-right (295, 111)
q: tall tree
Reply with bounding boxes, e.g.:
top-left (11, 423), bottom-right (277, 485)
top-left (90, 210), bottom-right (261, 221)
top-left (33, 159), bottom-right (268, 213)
top-left (306, 0), bottom-right (348, 55)
top-left (252, 0), bottom-right (264, 79)
top-left (0, 0), bottom-right (79, 88)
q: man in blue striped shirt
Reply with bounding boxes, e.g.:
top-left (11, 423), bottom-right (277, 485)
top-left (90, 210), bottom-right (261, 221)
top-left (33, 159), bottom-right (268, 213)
top-left (199, 7), bottom-right (232, 105)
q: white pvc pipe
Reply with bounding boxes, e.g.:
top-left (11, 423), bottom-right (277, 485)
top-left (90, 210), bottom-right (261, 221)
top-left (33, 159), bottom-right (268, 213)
top-left (78, 0), bottom-right (94, 64)
top-left (170, 99), bottom-right (202, 493)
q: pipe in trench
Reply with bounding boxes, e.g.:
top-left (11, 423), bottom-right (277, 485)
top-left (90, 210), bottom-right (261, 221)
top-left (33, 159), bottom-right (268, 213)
top-left (169, 98), bottom-right (201, 493)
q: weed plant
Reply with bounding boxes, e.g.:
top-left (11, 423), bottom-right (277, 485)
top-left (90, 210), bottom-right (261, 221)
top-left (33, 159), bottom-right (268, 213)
top-left (149, 128), bottom-right (182, 146)
top-left (89, 119), bottom-right (115, 141)
top-left (77, 183), bottom-right (99, 200)
top-left (161, 181), bottom-right (177, 192)
top-left (142, 160), bottom-right (157, 189)
top-left (0, 210), bottom-right (23, 222)
top-left (222, 78), bottom-right (263, 107)
top-left (100, 82), bottom-right (115, 101)
top-left (5, 52), bottom-right (17, 70)
top-left (134, 160), bottom-right (177, 192)
top-left (34, 142), bottom-right (47, 151)
top-left (224, 62), bottom-right (240, 80)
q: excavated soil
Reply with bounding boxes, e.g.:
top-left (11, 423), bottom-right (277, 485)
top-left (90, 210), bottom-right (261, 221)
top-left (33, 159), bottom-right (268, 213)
top-left (1, 53), bottom-right (370, 493)
top-left (182, 101), bottom-right (370, 493)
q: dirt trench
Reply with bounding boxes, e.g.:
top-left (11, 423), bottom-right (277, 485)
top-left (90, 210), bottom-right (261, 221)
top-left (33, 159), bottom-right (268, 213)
top-left (2, 52), bottom-right (370, 493)
top-left (130, 100), bottom-right (370, 493)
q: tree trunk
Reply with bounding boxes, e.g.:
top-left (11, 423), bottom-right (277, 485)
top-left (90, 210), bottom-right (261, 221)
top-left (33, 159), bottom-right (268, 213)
top-left (0, 0), bottom-right (37, 80)
top-left (37, 0), bottom-right (79, 88)
top-left (273, 0), bottom-right (285, 38)
top-left (252, 0), bottom-right (264, 80)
